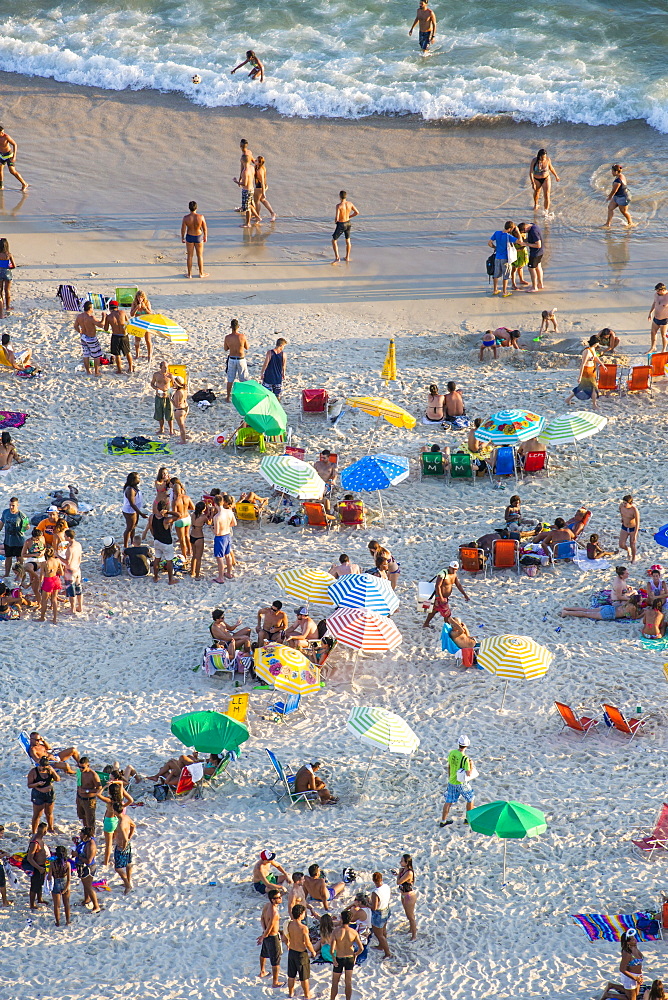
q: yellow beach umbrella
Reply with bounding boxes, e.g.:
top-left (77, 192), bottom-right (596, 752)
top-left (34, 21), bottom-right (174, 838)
top-left (381, 340), bottom-right (397, 383)
top-left (275, 568), bottom-right (335, 608)
top-left (126, 313), bottom-right (188, 344)
top-left (346, 396), bottom-right (416, 431)
top-left (477, 634), bottom-right (553, 710)
top-left (254, 643), bottom-right (321, 695)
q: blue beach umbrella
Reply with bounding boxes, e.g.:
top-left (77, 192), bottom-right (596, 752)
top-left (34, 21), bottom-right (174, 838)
top-left (328, 574), bottom-right (400, 616)
top-left (340, 454), bottom-right (409, 524)
top-left (654, 526), bottom-right (668, 548)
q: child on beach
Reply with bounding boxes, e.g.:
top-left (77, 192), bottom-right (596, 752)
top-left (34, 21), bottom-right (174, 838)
top-left (585, 533), bottom-right (615, 560)
top-left (539, 309), bottom-right (558, 336)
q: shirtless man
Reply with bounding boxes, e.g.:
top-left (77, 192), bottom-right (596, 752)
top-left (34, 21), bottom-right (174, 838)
top-left (328, 553), bottom-right (361, 578)
top-left (443, 381), bottom-right (465, 422)
top-left (648, 282), bottom-right (668, 353)
top-left (257, 600), bottom-right (289, 644)
top-left (112, 805), bottom-right (136, 894)
top-left (330, 910), bottom-right (363, 1000)
top-left (181, 200), bottom-right (208, 278)
top-left (294, 762), bottom-right (338, 804)
top-left (104, 300), bottom-right (133, 374)
top-left (209, 608), bottom-right (251, 655)
top-left (409, 0), bottom-right (437, 53)
top-left (284, 608), bottom-right (319, 650)
top-left (1, 332), bottom-right (31, 371)
top-left (0, 125), bottom-right (28, 190)
top-left (288, 873), bottom-right (319, 919)
top-left (423, 561), bottom-right (470, 627)
top-left (252, 850), bottom-right (292, 895)
top-left (73, 301), bottom-right (103, 376)
top-left (224, 319), bottom-right (250, 401)
top-left (303, 863), bottom-right (345, 913)
top-left (619, 493), bottom-right (640, 563)
top-left (534, 518), bottom-right (574, 556)
top-left (286, 904), bottom-right (316, 999)
top-left (332, 191), bottom-right (359, 264)
top-left (151, 361), bottom-right (175, 435)
top-left (258, 889), bottom-right (286, 987)
top-left (76, 757), bottom-right (101, 834)
top-left (234, 154), bottom-right (261, 227)
top-left (314, 450), bottom-right (337, 512)
top-left (59, 528), bottom-right (83, 613)
top-left (28, 730), bottom-right (79, 774)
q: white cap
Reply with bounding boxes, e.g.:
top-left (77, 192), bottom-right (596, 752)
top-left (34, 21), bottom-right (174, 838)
top-left (458, 734), bottom-right (470, 747)
top-left (46, 505), bottom-right (59, 513)
top-left (448, 560), bottom-right (460, 570)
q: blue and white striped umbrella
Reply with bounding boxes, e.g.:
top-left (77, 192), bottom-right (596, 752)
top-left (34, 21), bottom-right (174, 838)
top-left (340, 454), bottom-right (409, 525)
top-left (328, 574), bottom-right (400, 616)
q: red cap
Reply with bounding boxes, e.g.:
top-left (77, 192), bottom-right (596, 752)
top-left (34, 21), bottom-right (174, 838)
top-left (109, 299), bottom-right (119, 308)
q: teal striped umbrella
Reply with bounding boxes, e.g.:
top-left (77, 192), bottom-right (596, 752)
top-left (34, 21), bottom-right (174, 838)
top-left (259, 454), bottom-right (325, 500)
top-left (538, 411), bottom-right (607, 484)
top-left (476, 409), bottom-right (545, 445)
top-left (347, 706), bottom-right (419, 786)
top-left (126, 313), bottom-right (188, 344)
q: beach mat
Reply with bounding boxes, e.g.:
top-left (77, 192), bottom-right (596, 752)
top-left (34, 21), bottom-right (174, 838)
top-left (0, 411), bottom-right (27, 429)
top-left (105, 439), bottom-right (171, 457)
top-left (572, 912), bottom-right (661, 942)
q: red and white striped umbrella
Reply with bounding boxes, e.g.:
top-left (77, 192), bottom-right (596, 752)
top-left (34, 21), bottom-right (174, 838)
top-left (326, 608), bottom-right (402, 652)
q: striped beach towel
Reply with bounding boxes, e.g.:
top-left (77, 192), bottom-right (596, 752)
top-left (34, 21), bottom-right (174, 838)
top-left (85, 292), bottom-right (110, 310)
top-left (572, 912), bottom-right (661, 942)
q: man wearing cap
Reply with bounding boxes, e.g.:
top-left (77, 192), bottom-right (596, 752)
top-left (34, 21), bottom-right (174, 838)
top-left (104, 300), bottom-right (134, 375)
top-left (284, 608), bottom-right (318, 651)
top-left (440, 735), bottom-right (476, 827)
top-left (423, 561), bottom-right (470, 628)
top-left (253, 850), bottom-right (292, 895)
top-left (0, 495), bottom-right (29, 577)
top-left (36, 506), bottom-right (60, 548)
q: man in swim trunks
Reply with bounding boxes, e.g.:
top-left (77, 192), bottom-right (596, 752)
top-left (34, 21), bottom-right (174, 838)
top-left (76, 757), bottom-right (102, 834)
top-left (0, 125), bottom-right (28, 190)
top-left (330, 910), bottom-right (363, 1000)
top-left (212, 494), bottom-right (237, 582)
top-left (28, 730), bottom-right (80, 774)
top-left (423, 561), bottom-right (470, 627)
top-left (224, 319), bottom-right (250, 401)
top-left (648, 282), bottom-right (668, 353)
top-left (104, 300), bottom-right (133, 375)
top-left (284, 607), bottom-right (319, 650)
top-left (258, 889), bottom-right (286, 987)
top-left (181, 200), bottom-right (208, 278)
top-left (619, 493), bottom-right (640, 564)
top-left (408, 0), bottom-right (437, 53)
top-left (313, 450), bottom-right (337, 512)
top-left (257, 600), bottom-right (289, 644)
top-left (286, 904), bottom-right (316, 999)
top-left (294, 762), bottom-right (338, 804)
top-left (74, 301), bottom-right (103, 376)
top-left (112, 805), bottom-right (136, 894)
top-left (443, 381), bottom-right (465, 422)
top-left (303, 863), bottom-right (345, 912)
top-left (150, 360), bottom-right (175, 435)
top-left (234, 155), bottom-right (261, 228)
top-left (332, 191), bottom-right (359, 264)
top-left (253, 850), bottom-right (292, 894)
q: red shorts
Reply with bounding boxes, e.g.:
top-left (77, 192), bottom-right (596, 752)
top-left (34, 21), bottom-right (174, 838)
top-left (434, 600), bottom-right (451, 618)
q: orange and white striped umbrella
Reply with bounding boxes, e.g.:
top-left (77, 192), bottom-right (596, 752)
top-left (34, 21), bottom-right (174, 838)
top-left (326, 608), bottom-right (402, 651)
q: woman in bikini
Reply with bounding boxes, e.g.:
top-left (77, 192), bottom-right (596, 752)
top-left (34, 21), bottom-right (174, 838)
top-left (97, 772), bottom-right (133, 865)
top-left (189, 500), bottom-right (210, 579)
top-left (368, 540), bottom-right (400, 590)
top-left (172, 480), bottom-right (195, 562)
top-left (600, 928), bottom-right (644, 1000)
top-left (74, 827), bottom-right (101, 912)
top-left (529, 148), bottom-right (560, 212)
top-left (50, 844), bottom-right (71, 927)
top-left (154, 466), bottom-right (171, 511)
top-left (561, 595), bottom-right (642, 622)
top-left (425, 383), bottom-right (445, 423)
top-left (642, 598), bottom-right (665, 639)
top-left (129, 289), bottom-right (153, 362)
top-left (564, 335), bottom-right (608, 410)
top-left (605, 163), bottom-right (633, 228)
top-left (253, 156), bottom-right (276, 222)
top-left (39, 546), bottom-right (63, 623)
top-left (396, 853), bottom-right (417, 940)
top-left (172, 376), bottom-right (189, 444)
top-left (121, 472), bottom-right (147, 547)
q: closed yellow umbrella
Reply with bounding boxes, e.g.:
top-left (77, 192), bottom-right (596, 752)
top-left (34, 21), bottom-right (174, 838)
top-left (254, 643), bottom-right (321, 695)
top-left (381, 340), bottom-right (397, 383)
top-left (477, 634), bottom-right (553, 709)
top-left (346, 396), bottom-right (416, 430)
top-left (275, 568), bottom-right (335, 607)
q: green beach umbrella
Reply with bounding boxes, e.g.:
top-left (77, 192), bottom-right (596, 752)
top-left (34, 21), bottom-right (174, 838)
top-left (170, 710), bottom-right (249, 755)
top-left (467, 800), bottom-right (547, 883)
top-left (538, 410), bottom-right (607, 485)
top-left (346, 705), bottom-right (419, 786)
top-left (231, 380), bottom-right (288, 437)
top-left (259, 454), bottom-right (325, 500)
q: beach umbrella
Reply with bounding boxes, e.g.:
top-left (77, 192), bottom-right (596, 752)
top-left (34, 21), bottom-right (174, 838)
top-left (231, 380), bottom-right (288, 438)
top-left (538, 410), bottom-right (607, 484)
top-left (326, 607), bottom-right (402, 683)
top-left (346, 705), bottom-right (419, 786)
top-left (381, 339), bottom-right (397, 383)
top-left (467, 800), bottom-right (548, 883)
top-left (340, 453), bottom-right (409, 523)
top-left (126, 313), bottom-right (188, 344)
top-left (170, 710), bottom-right (249, 754)
top-left (275, 568), bottom-right (335, 608)
top-left (327, 574), bottom-right (400, 616)
top-left (477, 634), bottom-right (553, 710)
top-left (476, 409), bottom-right (545, 445)
top-left (653, 526), bottom-right (668, 549)
top-left (254, 643), bottom-right (321, 695)
top-left (259, 454), bottom-right (325, 500)
top-left (346, 396), bottom-right (416, 449)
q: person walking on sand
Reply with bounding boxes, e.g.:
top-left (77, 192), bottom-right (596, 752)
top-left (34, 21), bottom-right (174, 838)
top-left (235, 154), bottom-right (261, 227)
top-left (605, 164), bottom-right (633, 227)
top-left (440, 734), bottom-right (476, 827)
top-left (518, 221), bottom-right (543, 291)
top-left (212, 494), bottom-right (237, 582)
top-left (332, 191), bottom-right (359, 264)
top-left (231, 50), bottom-right (265, 82)
top-left (74, 300), bottom-right (104, 376)
top-left (254, 156), bottom-right (277, 221)
top-left (330, 910), bottom-right (363, 1000)
top-left (224, 319), bottom-right (250, 401)
top-left (151, 361), bottom-right (176, 435)
top-left (529, 148), bottom-right (559, 213)
top-left (488, 221), bottom-right (520, 297)
top-left (104, 300), bottom-right (134, 374)
top-left (286, 903), bottom-right (316, 999)
top-left (423, 560), bottom-right (469, 628)
top-left (258, 889), bottom-right (286, 988)
top-left (112, 805), bottom-right (136, 894)
top-left (260, 336), bottom-right (287, 398)
top-left (648, 282), bottom-right (668, 353)
top-left (181, 200), bottom-right (208, 278)
top-left (0, 125), bottom-right (28, 190)
top-left (409, 0), bottom-right (437, 53)
top-left (619, 494), bottom-right (640, 564)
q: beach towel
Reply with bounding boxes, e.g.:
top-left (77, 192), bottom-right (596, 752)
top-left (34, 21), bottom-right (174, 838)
top-left (639, 635), bottom-right (668, 651)
top-left (0, 411), bottom-right (27, 429)
top-left (574, 554), bottom-right (610, 572)
top-left (15, 366), bottom-right (42, 380)
top-left (105, 439), bottom-right (171, 457)
top-left (85, 292), bottom-right (110, 310)
top-left (572, 912), bottom-right (661, 942)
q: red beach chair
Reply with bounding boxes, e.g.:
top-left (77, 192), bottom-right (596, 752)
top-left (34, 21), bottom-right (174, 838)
top-left (301, 389), bottom-right (328, 416)
top-left (630, 803), bottom-right (668, 861)
top-left (554, 701), bottom-right (599, 740)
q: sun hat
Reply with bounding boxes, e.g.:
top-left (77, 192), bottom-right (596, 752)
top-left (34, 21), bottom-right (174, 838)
top-left (173, 375), bottom-right (185, 386)
top-left (458, 734), bottom-right (470, 747)
top-left (260, 850), bottom-right (276, 862)
top-left (102, 535), bottom-right (114, 547)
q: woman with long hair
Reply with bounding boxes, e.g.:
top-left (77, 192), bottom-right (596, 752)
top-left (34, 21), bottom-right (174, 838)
top-left (529, 148), bottom-right (560, 212)
top-left (50, 844), bottom-right (71, 926)
top-left (97, 770), bottom-right (134, 865)
top-left (0, 237), bottom-right (15, 311)
top-left (396, 853), bottom-right (417, 939)
top-left (599, 928), bottom-right (643, 999)
top-left (129, 289), bottom-right (153, 362)
top-left (253, 156), bottom-right (276, 221)
top-left (606, 164), bottom-right (633, 228)
top-left (425, 383), bottom-right (445, 423)
top-left (121, 472), bottom-right (146, 547)
top-left (189, 500), bottom-right (211, 579)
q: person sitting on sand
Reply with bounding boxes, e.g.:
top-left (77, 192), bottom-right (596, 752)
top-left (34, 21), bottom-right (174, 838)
top-left (561, 595), bottom-right (642, 622)
top-left (303, 863), bottom-right (345, 912)
top-left (147, 752), bottom-right (200, 789)
top-left (328, 553), bottom-right (361, 578)
top-left (642, 598), bottom-right (665, 639)
top-left (28, 731), bottom-right (80, 774)
top-left (253, 850), bottom-right (292, 895)
top-left (294, 762), bottom-right (338, 804)
top-left (284, 607), bottom-right (319, 650)
top-left (610, 566), bottom-right (636, 606)
top-left (1, 332), bottom-right (31, 369)
top-left (585, 533), bottom-right (616, 560)
top-left (443, 381), bottom-right (465, 423)
top-left (0, 431), bottom-right (24, 469)
top-left (100, 536), bottom-right (122, 577)
top-left (209, 607), bottom-right (251, 655)
top-left (257, 600), bottom-right (289, 644)
top-left (425, 384), bottom-right (445, 423)
top-left (647, 566), bottom-right (668, 609)
top-left (597, 328), bottom-right (620, 354)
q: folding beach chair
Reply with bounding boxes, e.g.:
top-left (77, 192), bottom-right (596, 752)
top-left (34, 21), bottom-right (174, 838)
top-left (488, 446), bottom-right (517, 486)
top-left (175, 761), bottom-right (205, 799)
top-left (84, 291), bottom-right (110, 310)
top-left (630, 803), bottom-right (668, 862)
top-left (265, 748), bottom-right (319, 809)
top-left (648, 352), bottom-right (668, 377)
top-left (337, 500), bottom-right (366, 529)
top-left (602, 703), bottom-right (650, 742)
top-left (449, 453), bottom-right (475, 486)
top-left (56, 284), bottom-right (84, 312)
top-left (491, 538), bottom-right (520, 574)
top-left (522, 451), bottom-right (548, 477)
top-left (458, 545), bottom-right (487, 577)
top-left (234, 501), bottom-right (262, 529)
top-left (300, 389), bottom-right (328, 416)
top-left (284, 445), bottom-right (306, 461)
top-left (168, 363), bottom-right (188, 388)
top-left (550, 540), bottom-right (577, 565)
top-left (554, 701), bottom-right (599, 740)
top-left (420, 451), bottom-right (445, 480)
top-left (597, 363), bottom-right (619, 394)
top-left (566, 510), bottom-right (591, 538)
top-left (302, 501), bottom-right (332, 531)
top-left (269, 692), bottom-right (303, 723)
top-left (625, 365), bottom-right (653, 398)
top-left (202, 648), bottom-right (252, 684)
top-left (232, 426), bottom-right (266, 454)
top-left (18, 731), bottom-right (34, 763)
top-left (225, 693), bottom-right (249, 725)
top-left (115, 286), bottom-right (138, 307)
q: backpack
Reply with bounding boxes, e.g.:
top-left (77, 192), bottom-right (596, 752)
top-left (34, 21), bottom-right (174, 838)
top-left (153, 783), bottom-right (172, 802)
top-left (129, 436), bottom-right (151, 450)
top-left (192, 388), bottom-right (216, 403)
top-left (486, 253), bottom-right (496, 282)
top-left (109, 436), bottom-right (129, 450)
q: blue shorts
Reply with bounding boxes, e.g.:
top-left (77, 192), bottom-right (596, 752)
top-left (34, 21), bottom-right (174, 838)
top-left (371, 907), bottom-right (390, 927)
top-left (65, 581), bottom-right (82, 598)
top-left (214, 534), bottom-right (231, 558)
top-left (418, 31), bottom-right (432, 50)
top-left (0, 269), bottom-right (12, 282)
top-left (599, 604), bottom-right (616, 621)
top-left (262, 381), bottom-right (282, 397)
top-left (444, 783), bottom-right (475, 804)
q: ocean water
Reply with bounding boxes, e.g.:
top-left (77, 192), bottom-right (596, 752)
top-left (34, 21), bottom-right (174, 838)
top-left (2, 1), bottom-right (668, 128)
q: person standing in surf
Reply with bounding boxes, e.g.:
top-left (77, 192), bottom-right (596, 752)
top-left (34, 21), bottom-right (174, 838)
top-left (409, 1), bottom-right (437, 54)
top-left (181, 200), bottom-right (208, 279)
top-left (332, 191), bottom-right (359, 264)
top-left (529, 149), bottom-right (559, 213)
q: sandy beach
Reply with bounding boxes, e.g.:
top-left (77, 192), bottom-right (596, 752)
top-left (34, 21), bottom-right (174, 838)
top-left (1, 71), bottom-right (668, 1000)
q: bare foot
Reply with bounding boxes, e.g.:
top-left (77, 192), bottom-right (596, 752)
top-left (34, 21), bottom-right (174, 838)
top-left (168, 579), bottom-right (178, 585)
top-left (198, 272), bottom-right (210, 278)
top-left (185, 273), bottom-right (192, 279)
top-left (331, 260), bottom-right (340, 266)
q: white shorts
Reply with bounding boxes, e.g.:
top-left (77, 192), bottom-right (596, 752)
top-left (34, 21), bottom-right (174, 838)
top-left (227, 357), bottom-right (249, 383)
top-left (153, 539), bottom-right (174, 561)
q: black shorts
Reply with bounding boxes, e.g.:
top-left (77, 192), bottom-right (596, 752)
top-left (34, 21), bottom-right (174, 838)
top-left (528, 255), bottom-right (543, 269)
top-left (3, 543), bottom-right (23, 557)
top-left (332, 222), bottom-right (351, 241)
top-left (110, 334), bottom-right (130, 356)
top-left (333, 956), bottom-right (355, 974)
top-left (287, 949), bottom-right (310, 981)
top-left (653, 317), bottom-right (668, 327)
top-left (0, 863), bottom-right (5, 888)
top-left (260, 934), bottom-right (282, 966)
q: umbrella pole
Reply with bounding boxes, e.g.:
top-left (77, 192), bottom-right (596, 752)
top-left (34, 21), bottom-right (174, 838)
top-left (500, 678), bottom-right (509, 711)
top-left (367, 414), bottom-right (381, 455)
top-left (362, 750), bottom-right (375, 789)
top-left (503, 839), bottom-right (507, 884)
top-left (574, 439), bottom-right (585, 489)
top-left (377, 489), bottom-right (385, 526)
top-left (351, 648), bottom-right (361, 684)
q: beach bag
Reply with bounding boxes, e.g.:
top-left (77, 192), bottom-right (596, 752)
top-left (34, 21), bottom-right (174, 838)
top-left (457, 757), bottom-right (479, 784)
top-left (637, 915), bottom-right (659, 937)
top-left (192, 389), bottom-right (216, 403)
top-left (153, 783), bottom-right (171, 802)
top-left (129, 436), bottom-right (151, 450)
top-left (109, 436), bottom-right (129, 450)
top-left (485, 253), bottom-right (495, 281)
top-left (507, 242), bottom-right (518, 265)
